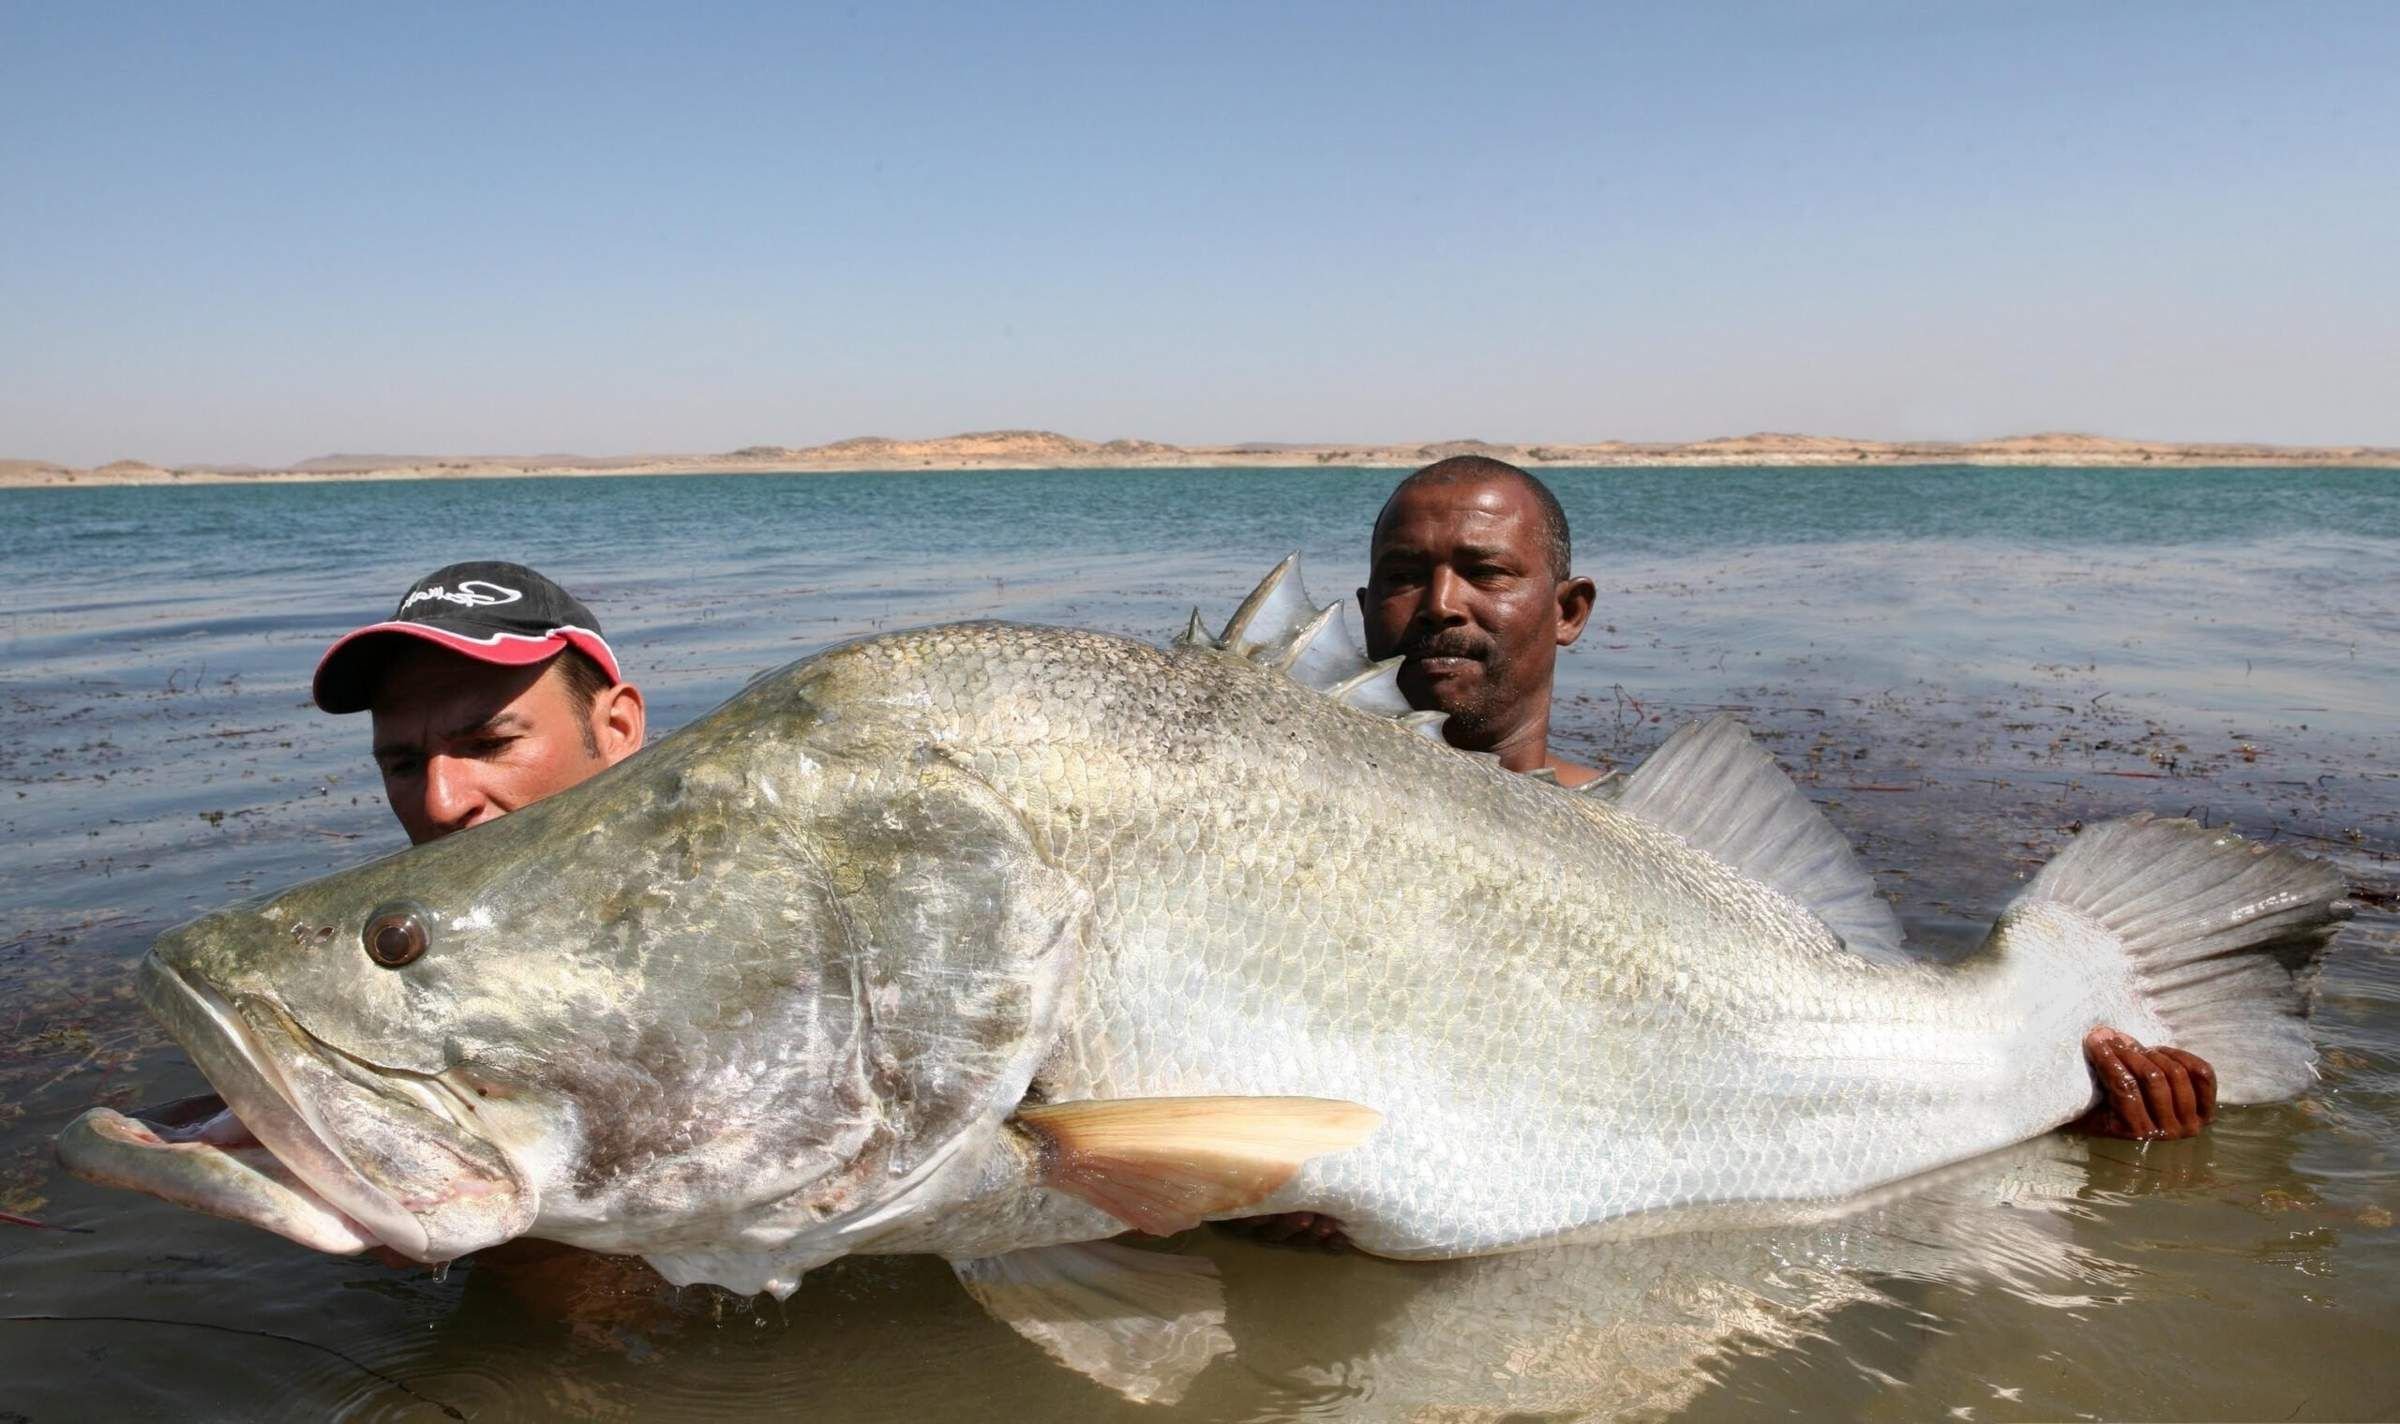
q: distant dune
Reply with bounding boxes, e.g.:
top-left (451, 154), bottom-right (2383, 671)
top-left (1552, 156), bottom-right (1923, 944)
top-left (9, 428), bottom-right (2396, 487)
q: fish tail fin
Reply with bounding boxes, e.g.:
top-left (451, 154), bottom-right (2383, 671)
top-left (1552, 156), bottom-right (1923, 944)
top-left (1996, 813), bottom-right (2352, 1103)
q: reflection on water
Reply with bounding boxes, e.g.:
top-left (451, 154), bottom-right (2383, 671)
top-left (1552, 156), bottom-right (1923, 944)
top-left (2, 467), bottom-right (2395, 1421)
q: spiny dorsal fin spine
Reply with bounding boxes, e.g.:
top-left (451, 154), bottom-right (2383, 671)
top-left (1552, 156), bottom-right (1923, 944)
top-left (1191, 556), bottom-right (1460, 742)
top-left (1174, 608), bottom-right (1217, 649)
top-left (1267, 603), bottom-right (1343, 675)
top-left (1328, 655), bottom-right (1411, 716)
top-left (1217, 554), bottom-right (1313, 656)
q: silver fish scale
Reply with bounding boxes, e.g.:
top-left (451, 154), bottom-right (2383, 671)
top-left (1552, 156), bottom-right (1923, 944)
top-left (800, 622), bottom-right (2091, 1258)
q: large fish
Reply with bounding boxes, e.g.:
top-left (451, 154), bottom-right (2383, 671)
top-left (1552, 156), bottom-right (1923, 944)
top-left (59, 558), bottom-right (2350, 1401)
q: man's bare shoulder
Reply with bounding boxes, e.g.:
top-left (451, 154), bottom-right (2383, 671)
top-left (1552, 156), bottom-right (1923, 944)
top-left (1547, 759), bottom-right (1608, 789)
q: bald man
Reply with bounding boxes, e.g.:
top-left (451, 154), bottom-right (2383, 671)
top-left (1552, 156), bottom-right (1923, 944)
top-left (1235, 458), bottom-right (2222, 1249)
top-left (1359, 456), bottom-right (2217, 1143)
top-left (1358, 455), bottom-right (1601, 784)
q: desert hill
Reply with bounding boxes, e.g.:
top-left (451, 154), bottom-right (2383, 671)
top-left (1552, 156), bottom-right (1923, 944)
top-left (8, 429), bottom-right (2394, 487)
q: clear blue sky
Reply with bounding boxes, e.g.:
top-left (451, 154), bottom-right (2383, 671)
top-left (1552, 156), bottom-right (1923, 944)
top-left (4, 1), bottom-right (2395, 466)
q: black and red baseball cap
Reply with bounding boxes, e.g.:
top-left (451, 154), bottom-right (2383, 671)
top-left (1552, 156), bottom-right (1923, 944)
top-left (312, 560), bottom-right (623, 714)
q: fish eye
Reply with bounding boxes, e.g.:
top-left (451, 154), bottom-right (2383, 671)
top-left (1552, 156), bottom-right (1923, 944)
top-left (362, 907), bottom-right (429, 968)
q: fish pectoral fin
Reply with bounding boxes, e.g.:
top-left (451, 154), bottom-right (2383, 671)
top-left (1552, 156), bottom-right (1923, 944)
top-left (952, 1240), bottom-right (1232, 1405)
top-left (1011, 1095), bottom-right (1381, 1236)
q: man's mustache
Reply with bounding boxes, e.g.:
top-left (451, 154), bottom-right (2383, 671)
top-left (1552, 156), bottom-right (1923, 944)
top-left (1396, 630), bottom-right (1492, 662)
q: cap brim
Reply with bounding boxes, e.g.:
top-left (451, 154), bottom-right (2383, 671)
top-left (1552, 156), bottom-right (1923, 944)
top-left (312, 621), bottom-right (621, 713)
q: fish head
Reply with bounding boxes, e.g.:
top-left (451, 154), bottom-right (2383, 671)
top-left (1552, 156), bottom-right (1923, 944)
top-left (76, 660), bottom-right (1084, 1267)
top-left (126, 881), bottom-right (539, 1262)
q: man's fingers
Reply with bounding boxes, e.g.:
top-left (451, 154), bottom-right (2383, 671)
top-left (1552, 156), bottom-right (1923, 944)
top-left (2090, 1039), bottom-right (2160, 1138)
top-left (2153, 1049), bottom-right (2199, 1137)
top-left (2123, 1046), bottom-right (2185, 1140)
top-left (2073, 1030), bottom-right (2223, 1142)
top-left (2161, 1047), bottom-right (2218, 1123)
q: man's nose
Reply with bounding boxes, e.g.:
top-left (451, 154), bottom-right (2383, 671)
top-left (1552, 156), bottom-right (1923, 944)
top-left (1418, 566), bottom-right (1471, 625)
top-left (419, 755), bottom-right (489, 832)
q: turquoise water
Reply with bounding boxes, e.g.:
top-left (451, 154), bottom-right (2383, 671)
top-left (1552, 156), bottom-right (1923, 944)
top-left (13, 464), bottom-right (2398, 573)
top-left (2, 466), bottom-right (2395, 1421)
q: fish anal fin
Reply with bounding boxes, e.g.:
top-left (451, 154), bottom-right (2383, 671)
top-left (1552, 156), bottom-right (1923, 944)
top-left (1615, 714), bottom-right (1907, 962)
top-left (953, 1241), bottom-right (1231, 1405)
top-left (1012, 1095), bottom-right (1380, 1236)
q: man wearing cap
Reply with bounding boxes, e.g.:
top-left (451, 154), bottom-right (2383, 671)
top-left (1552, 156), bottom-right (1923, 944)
top-left (313, 560), bottom-right (644, 844)
top-left (311, 560), bottom-right (654, 1297)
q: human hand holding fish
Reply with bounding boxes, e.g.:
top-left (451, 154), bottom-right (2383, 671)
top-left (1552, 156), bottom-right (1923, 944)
top-left (2070, 1028), bottom-right (2218, 1140)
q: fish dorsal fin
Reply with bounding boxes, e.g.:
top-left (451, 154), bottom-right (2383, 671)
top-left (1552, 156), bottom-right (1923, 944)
top-left (1217, 553), bottom-right (1319, 657)
top-left (1193, 554), bottom-right (1417, 717)
top-left (1327, 655), bottom-right (1412, 716)
top-left (1266, 601), bottom-right (1366, 690)
top-left (1614, 715), bottom-right (1907, 962)
top-left (1174, 607), bottom-right (1216, 649)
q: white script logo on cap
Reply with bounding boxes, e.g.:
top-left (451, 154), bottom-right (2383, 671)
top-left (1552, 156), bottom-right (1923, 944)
top-left (402, 580), bottom-right (524, 612)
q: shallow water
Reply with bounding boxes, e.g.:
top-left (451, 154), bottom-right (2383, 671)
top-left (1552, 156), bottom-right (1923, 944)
top-left (2, 466), bottom-right (2395, 1421)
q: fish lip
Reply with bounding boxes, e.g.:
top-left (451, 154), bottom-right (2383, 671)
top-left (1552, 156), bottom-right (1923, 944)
top-left (137, 953), bottom-right (433, 1259)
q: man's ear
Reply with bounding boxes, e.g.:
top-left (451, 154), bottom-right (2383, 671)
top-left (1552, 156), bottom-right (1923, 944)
top-left (595, 682), bottom-right (646, 764)
top-left (1554, 576), bottom-right (1597, 647)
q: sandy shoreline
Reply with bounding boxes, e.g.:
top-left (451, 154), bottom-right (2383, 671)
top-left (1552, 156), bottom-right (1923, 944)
top-left (7, 428), bottom-right (2398, 488)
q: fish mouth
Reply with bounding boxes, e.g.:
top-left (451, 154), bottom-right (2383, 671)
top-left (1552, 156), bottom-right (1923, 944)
top-left (57, 955), bottom-right (433, 1259)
